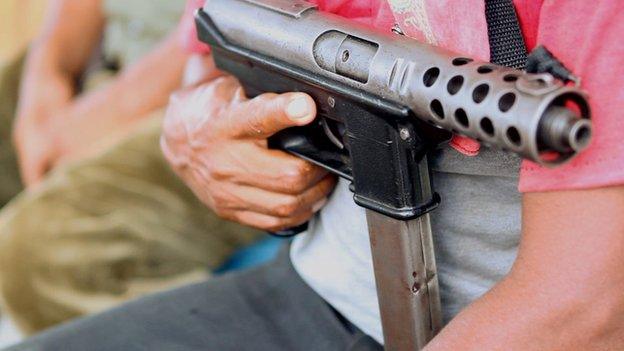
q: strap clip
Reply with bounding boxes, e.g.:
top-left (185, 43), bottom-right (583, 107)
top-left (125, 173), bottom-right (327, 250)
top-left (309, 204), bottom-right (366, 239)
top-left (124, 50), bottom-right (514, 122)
top-left (527, 45), bottom-right (581, 87)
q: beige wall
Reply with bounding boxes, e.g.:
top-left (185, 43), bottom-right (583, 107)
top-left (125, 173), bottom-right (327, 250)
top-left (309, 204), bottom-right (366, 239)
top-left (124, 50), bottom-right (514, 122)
top-left (0, 0), bottom-right (47, 63)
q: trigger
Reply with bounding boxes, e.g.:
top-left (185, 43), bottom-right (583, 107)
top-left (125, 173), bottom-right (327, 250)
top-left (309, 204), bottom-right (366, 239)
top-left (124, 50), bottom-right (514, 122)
top-left (321, 119), bottom-right (345, 150)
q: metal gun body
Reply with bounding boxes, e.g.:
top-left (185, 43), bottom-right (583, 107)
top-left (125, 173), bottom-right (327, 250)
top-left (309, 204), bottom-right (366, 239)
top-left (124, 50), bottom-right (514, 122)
top-left (196, 0), bottom-right (592, 349)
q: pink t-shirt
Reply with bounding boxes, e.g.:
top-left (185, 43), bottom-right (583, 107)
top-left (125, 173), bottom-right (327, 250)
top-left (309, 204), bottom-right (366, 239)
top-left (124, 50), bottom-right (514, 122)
top-left (183, 0), bottom-right (624, 193)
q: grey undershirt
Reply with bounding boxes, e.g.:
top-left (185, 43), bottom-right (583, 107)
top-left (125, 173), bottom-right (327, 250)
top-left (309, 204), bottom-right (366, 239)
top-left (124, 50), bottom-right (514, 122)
top-left (291, 146), bottom-right (522, 343)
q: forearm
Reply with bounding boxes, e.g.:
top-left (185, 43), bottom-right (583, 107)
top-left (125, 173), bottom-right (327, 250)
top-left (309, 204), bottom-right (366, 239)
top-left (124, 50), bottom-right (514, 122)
top-left (426, 188), bottom-right (624, 350)
top-left (54, 32), bottom-right (190, 154)
top-left (426, 275), bottom-right (593, 350)
top-left (16, 0), bottom-right (104, 119)
top-left (18, 46), bottom-right (75, 117)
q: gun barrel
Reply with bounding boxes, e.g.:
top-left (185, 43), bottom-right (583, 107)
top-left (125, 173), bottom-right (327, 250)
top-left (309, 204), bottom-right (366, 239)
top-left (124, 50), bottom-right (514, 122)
top-left (203, 0), bottom-right (592, 166)
top-left (538, 106), bottom-right (592, 153)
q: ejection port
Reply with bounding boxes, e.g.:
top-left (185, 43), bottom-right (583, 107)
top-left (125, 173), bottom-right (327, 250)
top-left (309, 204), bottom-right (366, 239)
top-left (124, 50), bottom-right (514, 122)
top-left (313, 30), bottom-right (378, 83)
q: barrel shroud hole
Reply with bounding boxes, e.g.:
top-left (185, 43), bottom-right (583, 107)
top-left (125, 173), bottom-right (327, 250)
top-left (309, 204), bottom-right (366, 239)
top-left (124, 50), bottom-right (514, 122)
top-left (477, 65), bottom-right (495, 74)
top-left (452, 57), bottom-right (473, 66)
top-left (447, 75), bottom-right (465, 95)
top-left (506, 126), bottom-right (522, 146)
top-left (423, 67), bottom-right (440, 87)
top-left (472, 84), bottom-right (490, 103)
top-left (480, 117), bottom-right (495, 137)
top-left (430, 99), bottom-right (445, 120)
top-left (503, 74), bottom-right (519, 82)
top-left (454, 108), bottom-right (469, 128)
top-left (498, 92), bottom-right (517, 112)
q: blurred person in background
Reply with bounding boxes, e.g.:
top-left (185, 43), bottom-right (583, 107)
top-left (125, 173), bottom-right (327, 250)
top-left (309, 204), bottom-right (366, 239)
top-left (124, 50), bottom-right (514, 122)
top-left (0, 0), bottom-right (262, 335)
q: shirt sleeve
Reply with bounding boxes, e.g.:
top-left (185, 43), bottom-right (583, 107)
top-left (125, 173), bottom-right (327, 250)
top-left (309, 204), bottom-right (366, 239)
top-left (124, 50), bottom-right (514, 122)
top-left (178, 0), bottom-right (211, 55)
top-left (518, 1), bottom-right (624, 192)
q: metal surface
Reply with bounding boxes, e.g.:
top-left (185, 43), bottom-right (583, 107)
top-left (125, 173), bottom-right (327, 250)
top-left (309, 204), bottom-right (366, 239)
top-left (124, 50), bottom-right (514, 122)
top-left (203, 0), bottom-right (592, 166)
top-left (365, 153), bottom-right (441, 350)
top-left (366, 210), bottom-right (442, 350)
top-left (245, 0), bottom-right (317, 18)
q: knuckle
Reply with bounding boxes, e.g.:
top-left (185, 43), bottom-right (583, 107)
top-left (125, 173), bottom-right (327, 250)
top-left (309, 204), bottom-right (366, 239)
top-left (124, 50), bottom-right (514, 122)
top-left (273, 197), bottom-right (301, 217)
top-left (254, 93), bottom-right (277, 104)
top-left (212, 200), bottom-right (240, 221)
top-left (208, 166), bottom-right (229, 182)
top-left (204, 159), bottom-right (230, 181)
top-left (282, 163), bottom-right (312, 191)
top-left (264, 218), bottom-right (288, 233)
top-left (211, 205), bottom-right (228, 219)
top-left (319, 176), bottom-right (337, 193)
top-left (282, 174), bottom-right (306, 193)
top-left (213, 76), bottom-right (236, 88)
top-left (246, 94), bottom-right (279, 122)
top-left (211, 192), bottom-right (234, 211)
top-left (245, 115), bottom-right (266, 136)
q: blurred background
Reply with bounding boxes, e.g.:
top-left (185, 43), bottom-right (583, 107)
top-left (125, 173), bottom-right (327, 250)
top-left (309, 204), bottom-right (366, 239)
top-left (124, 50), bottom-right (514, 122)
top-left (0, 1), bottom-right (46, 347)
top-left (0, 0), bottom-right (46, 65)
top-left (0, 1), bottom-right (276, 348)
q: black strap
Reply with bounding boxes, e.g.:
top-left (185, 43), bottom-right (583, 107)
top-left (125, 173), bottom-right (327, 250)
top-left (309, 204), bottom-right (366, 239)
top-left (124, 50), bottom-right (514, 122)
top-left (484, 0), bottom-right (528, 69)
top-left (526, 45), bottom-right (578, 84)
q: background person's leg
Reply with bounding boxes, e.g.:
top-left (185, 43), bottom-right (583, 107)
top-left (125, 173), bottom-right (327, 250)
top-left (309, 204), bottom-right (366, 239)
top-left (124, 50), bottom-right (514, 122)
top-left (0, 114), bottom-right (262, 334)
top-left (3, 249), bottom-right (382, 351)
top-left (0, 53), bottom-right (25, 208)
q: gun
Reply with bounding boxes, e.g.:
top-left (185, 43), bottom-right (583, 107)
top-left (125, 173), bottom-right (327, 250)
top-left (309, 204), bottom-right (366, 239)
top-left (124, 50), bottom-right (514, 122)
top-left (195, 0), bottom-right (592, 349)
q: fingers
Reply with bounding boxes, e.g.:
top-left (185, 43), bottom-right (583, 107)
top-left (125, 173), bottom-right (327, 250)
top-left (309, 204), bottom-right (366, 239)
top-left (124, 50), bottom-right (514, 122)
top-left (14, 128), bottom-right (54, 187)
top-left (218, 175), bottom-right (335, 218)
top-left (243, 149), bottom-right (328, 194)
top-left (228, 92), bottom-right (317, 139)
top-left (232, 210), bottom-right (313, 233)
top-left (208, 141), bottom-right (328, 194)
top-left (225, 179), bottom-right (333, 232)
top-left (209, 175), bottom-right (335, 232)
top-left (161, 76), bottom-right (331, 233)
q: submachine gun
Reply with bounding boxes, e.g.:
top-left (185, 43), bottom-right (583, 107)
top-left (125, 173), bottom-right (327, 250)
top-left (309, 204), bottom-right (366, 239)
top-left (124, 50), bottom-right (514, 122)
top-left (195, 0), bottom-right (592, 349)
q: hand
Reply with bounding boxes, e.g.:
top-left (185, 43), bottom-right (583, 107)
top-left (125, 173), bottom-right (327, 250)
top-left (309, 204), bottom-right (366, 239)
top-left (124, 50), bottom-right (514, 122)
top-left (161, 76), bottom-right (336, 232)
top-left (13, 76), bottom-right (72, 186)
top-left (13, 113), bottom-right (57, 186)
top-left (14, 103), bottom-right (102, 186)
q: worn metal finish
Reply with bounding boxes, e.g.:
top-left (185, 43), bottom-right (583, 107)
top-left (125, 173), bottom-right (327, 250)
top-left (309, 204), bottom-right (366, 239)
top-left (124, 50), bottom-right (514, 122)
top-left (366, 211), bottom-right (441, 350)
top-left (245, 0), bottom-right (317, 18)
top-left (204, 0), bottom-right (592, 166)
top-left (365, 158), bottom-right (442, 350)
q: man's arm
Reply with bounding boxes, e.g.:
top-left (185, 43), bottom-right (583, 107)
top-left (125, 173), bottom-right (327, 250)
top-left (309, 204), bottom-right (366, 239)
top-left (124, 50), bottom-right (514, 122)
top-left (15, 0), bottom-right (189, 185)
top-left (426, 188), bottom-right (624, 350)
top-left (14, 0), bottom-right (104, 184)
top-left (51, 29), bottom-right (190, 165)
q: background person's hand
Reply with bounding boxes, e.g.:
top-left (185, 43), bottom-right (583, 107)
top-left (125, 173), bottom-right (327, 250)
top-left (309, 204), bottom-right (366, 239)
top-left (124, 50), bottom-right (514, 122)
top-left (161, 76), bottom-right (336, 232)
top-left (13, 75), bottom-right (73, 186)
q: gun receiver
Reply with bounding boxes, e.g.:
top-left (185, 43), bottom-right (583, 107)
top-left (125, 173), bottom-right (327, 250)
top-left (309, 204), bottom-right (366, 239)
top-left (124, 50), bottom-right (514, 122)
top-left (195, 0), bottom-right (592, 349)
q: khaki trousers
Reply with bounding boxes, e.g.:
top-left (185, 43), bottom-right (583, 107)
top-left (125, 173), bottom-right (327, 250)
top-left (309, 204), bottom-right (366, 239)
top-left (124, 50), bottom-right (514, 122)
top-left (0, 55), bottom-right (261, 334)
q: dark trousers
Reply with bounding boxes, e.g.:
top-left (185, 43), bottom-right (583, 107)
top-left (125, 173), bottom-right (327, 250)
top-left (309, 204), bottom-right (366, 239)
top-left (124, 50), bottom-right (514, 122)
top-left (5, 247), bottom-right (382, 351)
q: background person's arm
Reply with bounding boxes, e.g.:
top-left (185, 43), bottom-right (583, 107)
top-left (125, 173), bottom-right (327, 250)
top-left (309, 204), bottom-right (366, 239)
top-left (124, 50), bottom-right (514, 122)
top-left (14, 0), bottom-right (190, 186)
top-left (50, 29), bottom-right (190, 166)
top-left (425, 188), bottom-right (624, 350)
top-left (15, 0), bottom-right (103, 185)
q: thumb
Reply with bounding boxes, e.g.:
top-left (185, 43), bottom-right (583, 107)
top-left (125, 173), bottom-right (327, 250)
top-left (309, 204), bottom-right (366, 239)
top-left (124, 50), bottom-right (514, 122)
top-left (230, 92), bottom-right (316, 139)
